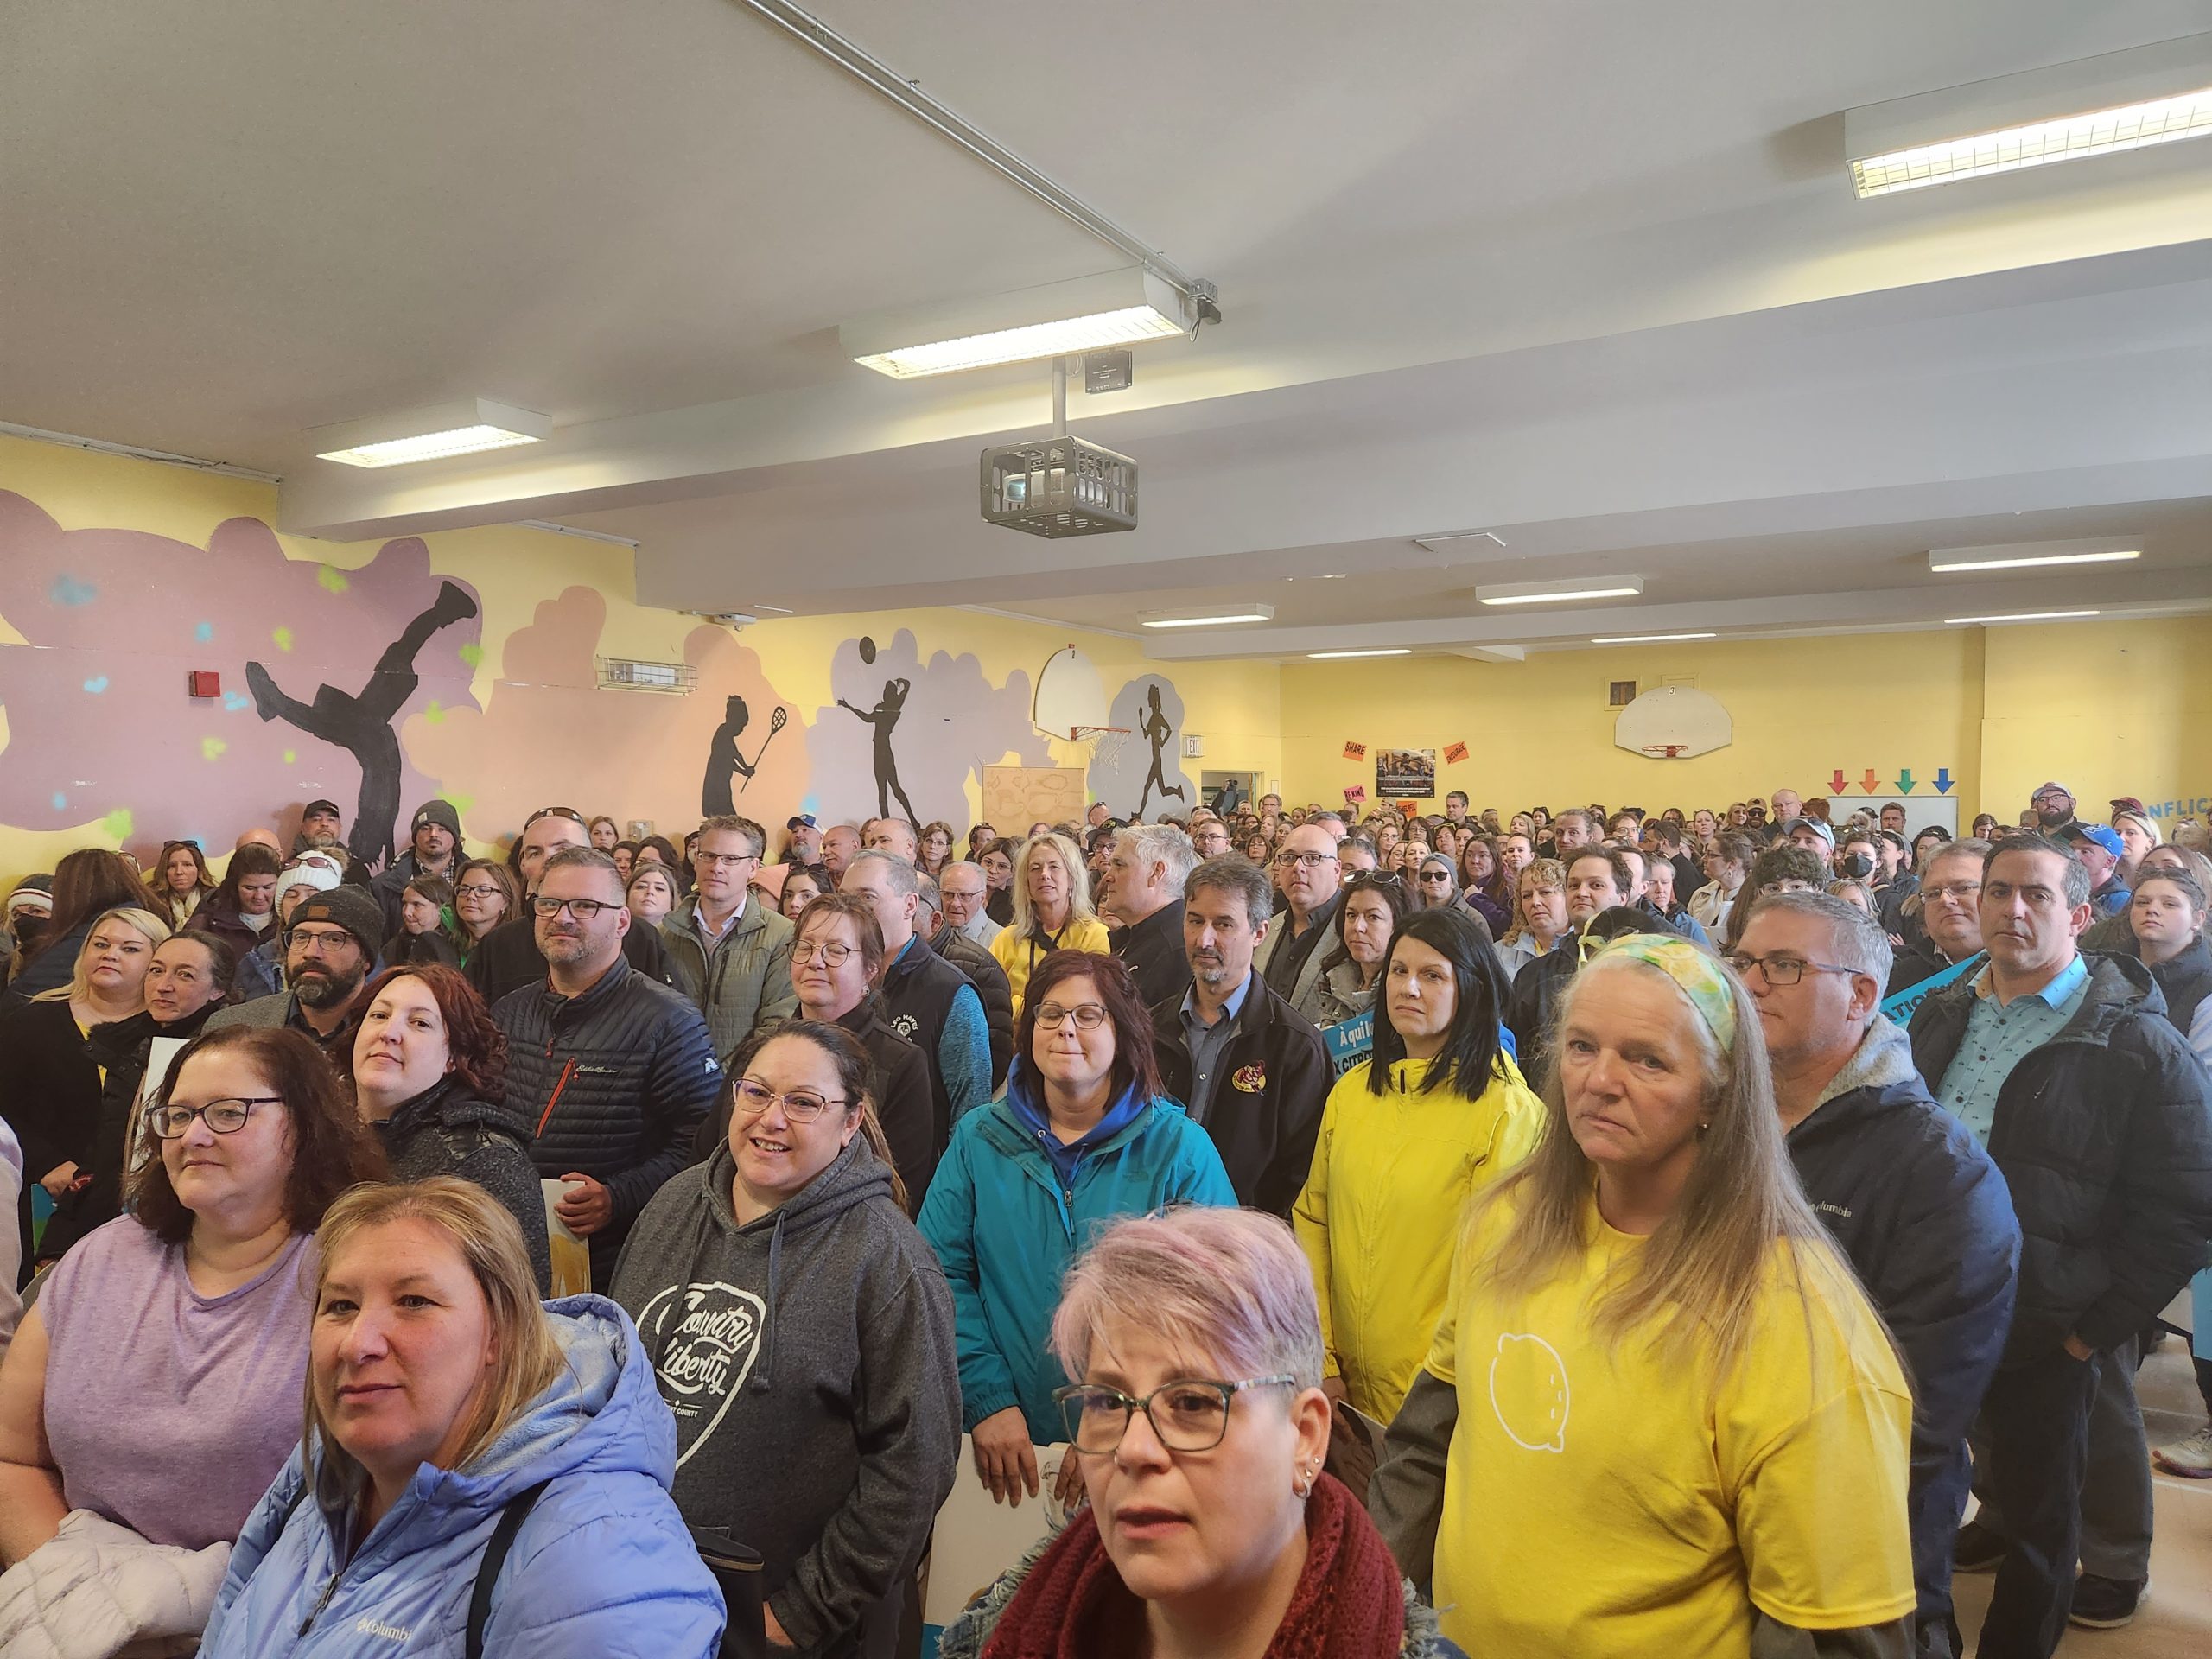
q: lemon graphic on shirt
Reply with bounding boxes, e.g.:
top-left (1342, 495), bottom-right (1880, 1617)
top-left (1488, 1332), bottom-right (1570, 1453)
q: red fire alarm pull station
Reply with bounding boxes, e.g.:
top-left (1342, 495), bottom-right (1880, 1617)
top-left (188, 671), bottom-right (221, 699)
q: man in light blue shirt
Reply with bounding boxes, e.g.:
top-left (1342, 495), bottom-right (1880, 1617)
top-left (1933, 953), bottom-right (2088, 1147)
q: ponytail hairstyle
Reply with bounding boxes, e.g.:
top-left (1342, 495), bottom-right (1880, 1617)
top-left (723, 1019), bottom-right (906, 1212)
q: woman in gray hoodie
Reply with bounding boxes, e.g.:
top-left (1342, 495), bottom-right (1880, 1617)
top-left (611, 1020), bottom-right (960, 1658)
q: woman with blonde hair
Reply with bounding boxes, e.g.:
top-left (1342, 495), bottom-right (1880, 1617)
top-left (2, 905), bottom-right (171, 1274)
top-left (1496, 857), bottom-right (1567, 980)
top-left (1371, 933), bottom-right (1914, 1658)
top-left (201, 1176), bottom-right (723, 1657)
top-left (989, 830), bottom-right (1111, 1014)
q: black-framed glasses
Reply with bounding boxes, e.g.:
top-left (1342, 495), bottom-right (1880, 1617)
top-left (150, 1096), bottom-right (281, 1138)
top-left (454, 882), bottom-right (505, 900)
top-left (1054, 1375), bottom-right (1298, 1454)
top-left (732, 1079), bottom-right (848, 1122)
top-left (696, 849), bottom-right (761, 868)
top-left (1034, 1001), bottom-right (1109, 1031)
top-left (531, 896), bottom-right (620, 919)
top-left (1274, 850), bottom-right (1337, 870)
top-left (1724, 951), bottom-right (1859, 987)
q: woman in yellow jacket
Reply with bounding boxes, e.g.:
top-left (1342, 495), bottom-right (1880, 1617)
top-left (1294, 906), bottom-right (1543, 1423)
top-left (989, 831), bottom-right (1111, 1015)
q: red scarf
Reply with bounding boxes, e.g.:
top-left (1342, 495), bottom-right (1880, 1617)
top-left (981, 1473), bottom-right (1404, 1659)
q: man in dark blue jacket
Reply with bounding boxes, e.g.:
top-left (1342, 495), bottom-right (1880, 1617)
top-left (1732, 892), bottom-right (2019, 1659)
top-left (1909, 836), bottom-right (2212, 1650)
top-left (493, 847), bottom-right (721, 1289)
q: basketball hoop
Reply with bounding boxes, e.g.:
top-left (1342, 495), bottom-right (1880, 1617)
top-left (1074, 725), bottom-right (1131, 768)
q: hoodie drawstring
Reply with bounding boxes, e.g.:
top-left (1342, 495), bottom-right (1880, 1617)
top-left (749, 1207), bottom-right (787, 1393)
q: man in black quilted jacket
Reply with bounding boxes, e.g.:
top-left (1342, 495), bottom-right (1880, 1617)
top-left (1909, 836), bottom-right (2212, 1650)
top-left (493, 846), bottom-right (721, 1289)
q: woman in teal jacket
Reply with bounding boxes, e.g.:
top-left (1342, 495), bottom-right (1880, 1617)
top-left (918, 950), bottom-right (1236, 1509)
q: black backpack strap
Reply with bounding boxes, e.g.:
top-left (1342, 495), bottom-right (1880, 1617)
top-left (466, 1478), bottom-right (554, 1659)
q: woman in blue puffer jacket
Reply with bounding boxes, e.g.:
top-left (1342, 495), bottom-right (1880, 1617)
top-left (200, 1178), bottom-right (724, 1659)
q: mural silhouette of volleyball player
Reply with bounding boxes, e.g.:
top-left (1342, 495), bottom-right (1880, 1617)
top-left (838, 674), bottom-right (921, 823)
top-left (1134, 682), bottom-right (1185, 821)
top-left (245, 580), bottom-right (478, 868)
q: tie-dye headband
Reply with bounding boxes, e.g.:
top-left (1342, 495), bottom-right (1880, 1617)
top-left (1589, 932), bottom-right (1738, 1048)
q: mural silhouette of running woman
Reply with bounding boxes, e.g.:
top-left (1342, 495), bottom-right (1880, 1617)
top-left (245, 579), bottom-right (478, 869)
top-left (838, 676), bottom-right (922, 823)
top-left (701, 694), bottom-right (787, 816)
top-left (1134, 681), bottom-right (1186, 821)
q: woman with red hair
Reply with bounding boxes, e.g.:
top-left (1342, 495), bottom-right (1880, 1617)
top-left (350, 963), bottom-right (550, 1293)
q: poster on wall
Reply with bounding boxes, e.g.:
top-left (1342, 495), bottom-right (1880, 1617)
top-left (1375, 748), bottom-right (1436, 798)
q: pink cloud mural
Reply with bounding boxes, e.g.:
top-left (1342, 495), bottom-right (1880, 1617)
top-left (404, 586), bottom-right (810, 842)
top-left (810, 629), bottom-right (1051, 829)
top-left (0, 493), bottom-right (480, 862)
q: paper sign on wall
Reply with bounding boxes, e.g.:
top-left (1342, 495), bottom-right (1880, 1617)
top-left (1344, 784), bottom-right (1368, 802)
top-left (1376, 748), bottom-right (1435, 797)
top-left (1343, 741), bottom-right (1367, 760)
top-left (1443, 741), bottom-right (1469, 764)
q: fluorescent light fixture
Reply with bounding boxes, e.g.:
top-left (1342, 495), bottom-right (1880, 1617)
top-left (1944, 609), bottom-right (2101, 625)
top-left (843, 268), bottom-right (1192, 378)
top-left (1307, 648), bottom-right (1411, 659)
top-left (1141, 606), bottom-right (1275, 629)
top-left (1590, 632), bottom-right (1717, 645)
top-left (1928, 538), bottom-right (2140, 573)
top-left (311, 398), bottom-right (550, 468)
top-left (1476, 575), bottom-right (1644, 607)
top-left (1846, 34), bottom-right (2212, 198)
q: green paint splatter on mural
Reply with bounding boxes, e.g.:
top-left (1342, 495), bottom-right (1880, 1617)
top-left (458, 643), bottom-right (484, 669)
top-left (423, 700), bottom-right (446, 724)
top-left (316, 564), bottom-right (350, 594)
top-left (283, 749), bottom-right (296, 765)
top-left (445, 791), bottom-right (475, 817)
top-left (201, 736), bottom-right (227, 760)
top-left (272, 626), bottom-right (294, 652)
top-left (102, 808), bottom-right (134, 842)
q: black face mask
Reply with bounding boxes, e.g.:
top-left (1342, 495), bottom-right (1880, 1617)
top-left (10, 914), bottom-right (49, 950)
top-left (1841, 853), bottom-right (1874, 879)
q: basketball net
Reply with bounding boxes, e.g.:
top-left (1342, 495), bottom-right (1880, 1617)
top-left (1074, 726), bottom-right (1130, 768)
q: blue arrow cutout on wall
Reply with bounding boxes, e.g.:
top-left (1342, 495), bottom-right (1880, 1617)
top-left (1933, 767), bottom-right (1955, 794)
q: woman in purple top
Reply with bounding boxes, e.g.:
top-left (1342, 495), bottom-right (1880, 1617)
top-left (0, 1026), bottom-right (383, 1563)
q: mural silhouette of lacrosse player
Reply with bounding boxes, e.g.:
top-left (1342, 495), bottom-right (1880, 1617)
top-left (702, 694), bottom-right (787, 816)
top-left (245, 579), bottom-right (478, 869)
top-left (1133, 682), bottom-right (1186, 821)
top-left (838, 676), bottom-right (922, 823)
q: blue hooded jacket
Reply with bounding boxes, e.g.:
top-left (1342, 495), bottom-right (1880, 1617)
top-left (916, 1058), bottom-right (1238, 1444)
top-left (200, 1295), bottom-right (724, 1659)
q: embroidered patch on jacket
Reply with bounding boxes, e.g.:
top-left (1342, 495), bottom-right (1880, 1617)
top-left (1231, 1064), bottom-right (1267, 1093)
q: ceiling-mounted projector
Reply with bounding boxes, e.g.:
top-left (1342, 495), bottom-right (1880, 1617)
top-left (979, 435), bottom-right (1139, 538)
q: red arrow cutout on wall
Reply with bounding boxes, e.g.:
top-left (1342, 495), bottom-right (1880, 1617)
top-left (1828, 769), bottom-right (1847, 794)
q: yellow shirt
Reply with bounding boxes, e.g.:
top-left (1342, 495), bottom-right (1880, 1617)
top-left (989, 914), bottom-right (1113, 1015)
top-left (1427, 1192), bottom-right (1915, 1657)
top-left (1291, 1054), bottom-right (1543, 1421)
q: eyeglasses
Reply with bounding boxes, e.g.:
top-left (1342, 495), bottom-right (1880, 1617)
top-left (454, 883), bottom-right (505, 899)
top-left (1054, 1375), bottom-right (1297, 1454)
top-left (1420, 870), bottom-right (1452, 881)
top-left (149, 1096), bottom-right (280, 1138)
top-left (792, 939), bottom-right (859, 966)
top-left (696, 849), bottom-right (761, 868)
top-left (289, 926), bottom-right (360, 956)
top-left (732, 1078), bottom-right (848, 1122)
top-left (524, 805), bottom-right (587, 828)
top-left (1923, 881), bottom-right (1981, 904)
top-left (531, 896), bottom-right (620, 919)
top-left (1274, 850), bottom-right (1338, 870)
top-left (1034, 1001), bottom-right (1109, 1031)
top-left (1724, 952), bottom-right (1859, 988)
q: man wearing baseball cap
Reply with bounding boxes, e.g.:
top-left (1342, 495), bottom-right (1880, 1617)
top-left (783, 814), bottom-right (821, 866)
top-left (2059, 822), bottom-right (2133, 919)
top-left (2028, 782), bottom-right (2081, 837)
top-left (295, 797), bottom-right (372, 886)
top-left (371, 798), bottom-right (464, 934)
top-left (206, 885), bottom-right (381, 1071)
top-left (1781, 816), bottom-right (1838, 870)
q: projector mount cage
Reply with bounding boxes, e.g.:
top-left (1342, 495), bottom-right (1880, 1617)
top-left (980, 356), bottom-right (1140, 539)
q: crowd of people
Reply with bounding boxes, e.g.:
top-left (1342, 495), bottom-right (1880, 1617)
top-left (0, 772), bottom-right (2207, 1659)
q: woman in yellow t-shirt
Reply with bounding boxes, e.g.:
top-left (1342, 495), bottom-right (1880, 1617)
top-left (1293, 906), bottom-right (1543, 1426)
top-left (1370, 933), bottom-right (1915, 1659)
top-left (990, 831), bottom-right (1111, 1016)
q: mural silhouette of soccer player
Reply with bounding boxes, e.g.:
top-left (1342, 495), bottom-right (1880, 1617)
top-left (701, 694), bottom-right (787, 816)
top-left (837, 676), bottom-right (921, 823)
top-left (245, 580), bottom-right (479, 868)
top-left (1134, 682), bottom-right (1186, 821)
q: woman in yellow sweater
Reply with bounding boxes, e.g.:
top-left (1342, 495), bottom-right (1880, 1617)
top-left (1370, 933), bottom-right (1914, 1659)
top-left (989, 831), bottom-right (1111, 1015)
top-left (1293, 906), bottom-right (1542, 1425)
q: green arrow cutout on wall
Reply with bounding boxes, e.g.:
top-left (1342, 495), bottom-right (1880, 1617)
top-left (1897, 769), bottom-right (1915, 794)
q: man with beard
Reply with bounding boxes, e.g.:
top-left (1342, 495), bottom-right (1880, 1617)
top-left (292, 797), bottom-right (373, 886)
top-left (493, 847), bottom-right (719, 1288)
top-left (1149, 855), bottom-right (1328, 1216)
top-left (2027, 780), bottom-right (2082, 838)
top-left (369, 797), bottom-right (464, 935)
top-left (204, 886), bottom-right (380, 1072)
